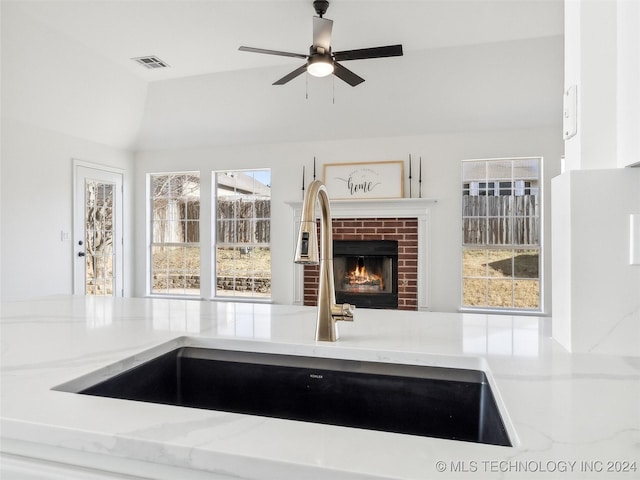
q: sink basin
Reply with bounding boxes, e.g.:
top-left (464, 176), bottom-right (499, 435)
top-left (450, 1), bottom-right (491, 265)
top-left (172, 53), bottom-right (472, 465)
top-left (58, 346), bottom-right (511, 446)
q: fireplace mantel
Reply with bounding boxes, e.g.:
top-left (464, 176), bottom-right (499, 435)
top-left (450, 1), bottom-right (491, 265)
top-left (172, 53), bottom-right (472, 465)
top-left (287, 198), bottom-right (436, 311)
top-left (286, 197), bottom-right (437, 219)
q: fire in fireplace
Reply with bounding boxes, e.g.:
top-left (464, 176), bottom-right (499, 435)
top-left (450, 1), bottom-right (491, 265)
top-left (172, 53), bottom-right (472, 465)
top-left (333, 240), bottom-right (398, 309)
top-left (342, 257), bottom-right (386, 291)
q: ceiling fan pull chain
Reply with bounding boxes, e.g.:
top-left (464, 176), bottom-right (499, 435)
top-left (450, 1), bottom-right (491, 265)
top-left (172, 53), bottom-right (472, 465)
top-left (306, 73), bottom-right (309, 100)
top-left (332, 75), bottom-right (335, 104)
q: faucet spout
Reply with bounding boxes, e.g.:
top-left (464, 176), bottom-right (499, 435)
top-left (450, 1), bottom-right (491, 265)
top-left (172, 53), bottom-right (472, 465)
top-left (295, 180), bottom-right (355, 341)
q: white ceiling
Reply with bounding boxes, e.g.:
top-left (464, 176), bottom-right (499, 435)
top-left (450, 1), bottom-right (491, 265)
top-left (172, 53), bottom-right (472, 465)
top-left (10, 0), bottom-right (563, 82)
top-left (3, 0), bottom-right (565, 150)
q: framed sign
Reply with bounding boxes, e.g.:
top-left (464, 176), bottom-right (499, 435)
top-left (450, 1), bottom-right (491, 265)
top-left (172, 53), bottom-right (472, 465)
top-left (323, 161), bottom-right (404, 200)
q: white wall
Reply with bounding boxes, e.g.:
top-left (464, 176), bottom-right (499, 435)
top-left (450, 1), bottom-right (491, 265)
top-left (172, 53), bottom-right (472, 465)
top-left (135, 36), bottom-right (563, 151)
top-left (1, 2), bottom-right (564, 308)
top-left (552, 0), bottom-right (640, 354)
top-left (0, 121), bottom-right (136, 301)
top-left (617, 0), bottom-right (640, 168)
top-left (564, 0), bottom-right (640, 170)
top-left (0, 3), bottom-right (145, 301)
top-left (132, 31), bottom-right (563, 312)
top-left (135, 127), bottom-right (562, 312)
top-left (1, 4), bottom-right (147, 150)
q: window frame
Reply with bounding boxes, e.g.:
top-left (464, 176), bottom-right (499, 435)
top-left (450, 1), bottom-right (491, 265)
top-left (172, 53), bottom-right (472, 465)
top-left (212, 169), bottom-right (272, 301)
top-left (460, 157), bottom-right (543, 314)
top-left (147, 171), bottom-right (201, 297)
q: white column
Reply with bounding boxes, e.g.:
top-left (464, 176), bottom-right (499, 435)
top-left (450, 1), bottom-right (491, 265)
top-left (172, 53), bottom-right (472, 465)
top-left (617, 0), bottom-right (640, 168)
top-left (553, 0), bottom-right (640, 355)
top-left (563, 0), bottom-right (640, 170)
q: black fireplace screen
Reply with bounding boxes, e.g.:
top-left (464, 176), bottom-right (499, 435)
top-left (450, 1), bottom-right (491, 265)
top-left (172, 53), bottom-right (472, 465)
top-left (333, 240), bottom-right (398, 309)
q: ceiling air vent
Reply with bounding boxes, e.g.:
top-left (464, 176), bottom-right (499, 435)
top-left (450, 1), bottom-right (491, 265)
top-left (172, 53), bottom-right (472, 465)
top-left (132, 56), bottom-right (169, 69)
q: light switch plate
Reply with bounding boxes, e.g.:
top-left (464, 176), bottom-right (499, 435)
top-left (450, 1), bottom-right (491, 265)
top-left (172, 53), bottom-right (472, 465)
top-left (631, 214), bottom-right (640, 266)
top-left (563, 85), bottom-right (577, 140)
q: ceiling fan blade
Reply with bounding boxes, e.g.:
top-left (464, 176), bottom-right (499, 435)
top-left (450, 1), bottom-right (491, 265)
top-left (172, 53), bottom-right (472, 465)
top-left (239, 46), bottom-right (307, 59)
top-left (273, 64), bottom-right (308, 85)
top-left (333, 62), bottom-right (365, 87)
top-left (312, 16), bottom-right (333, 51)
top-left (334, 44), bottom-right (403, 62)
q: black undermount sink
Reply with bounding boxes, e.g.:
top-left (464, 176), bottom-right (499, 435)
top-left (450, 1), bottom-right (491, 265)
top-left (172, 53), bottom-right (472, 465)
top-left (65, 347), bottom-right (511, 446)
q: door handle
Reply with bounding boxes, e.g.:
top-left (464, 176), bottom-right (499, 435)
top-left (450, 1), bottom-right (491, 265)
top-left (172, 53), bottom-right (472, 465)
top-left (78, 252), bottom-right (86, 257)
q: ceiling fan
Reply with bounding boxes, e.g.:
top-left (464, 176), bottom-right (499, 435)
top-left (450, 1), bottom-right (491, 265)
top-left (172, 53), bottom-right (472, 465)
top-left (239, 0), bottom-right (403, 87)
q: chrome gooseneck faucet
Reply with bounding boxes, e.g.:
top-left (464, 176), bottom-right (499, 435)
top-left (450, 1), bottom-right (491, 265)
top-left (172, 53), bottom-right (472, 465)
top-left (295, 180), bottom-right (355, 341)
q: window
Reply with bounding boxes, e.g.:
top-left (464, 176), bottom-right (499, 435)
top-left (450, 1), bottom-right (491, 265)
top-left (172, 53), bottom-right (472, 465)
top-left (147, 169), bottom-right (271, 301)
top-left (150, 173), bottom-right (200, 295)
top-left (215, 170), bottom-right (271, 299)
top-left (461, 158), bottom-right (541, 310)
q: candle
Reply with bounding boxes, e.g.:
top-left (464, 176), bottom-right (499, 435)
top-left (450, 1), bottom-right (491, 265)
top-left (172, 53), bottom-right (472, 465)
top-left (408, 154), bottom-right (412, 198)
top-left (419, 156), bottom-right (423, 198)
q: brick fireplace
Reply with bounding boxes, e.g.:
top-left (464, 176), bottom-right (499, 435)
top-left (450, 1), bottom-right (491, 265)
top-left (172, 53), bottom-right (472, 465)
top-left (303, 218), bottom-right (418, 310)
top-left (290, 198), bottom-right (435, 311)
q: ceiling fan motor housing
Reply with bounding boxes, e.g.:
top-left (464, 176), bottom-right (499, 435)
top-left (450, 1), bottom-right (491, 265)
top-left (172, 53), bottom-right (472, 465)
top-left (313, 0), bottom-right (330, 17)
top-left (310, 45), bottom-right (331, 56)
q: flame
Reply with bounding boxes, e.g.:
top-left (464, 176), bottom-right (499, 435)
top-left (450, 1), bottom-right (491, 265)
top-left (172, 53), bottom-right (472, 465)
top-left (344, 259), bottom-right (384, 290)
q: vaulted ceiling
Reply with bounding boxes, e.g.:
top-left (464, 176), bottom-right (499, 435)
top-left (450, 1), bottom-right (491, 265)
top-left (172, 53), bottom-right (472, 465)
top-left (2, 1), bottom-right (565, 150)
top-left (10, 0), bottom-right (563, 81)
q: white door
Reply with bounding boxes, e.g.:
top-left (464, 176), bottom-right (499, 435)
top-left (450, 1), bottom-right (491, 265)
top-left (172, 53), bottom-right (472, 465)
top-left (73, 162), bottom-right (124, 296)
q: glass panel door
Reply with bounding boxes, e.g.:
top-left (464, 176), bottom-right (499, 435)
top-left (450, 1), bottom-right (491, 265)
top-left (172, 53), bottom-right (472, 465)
top-left (84, 179), bottom-right (115, 295)
top-left (74, 163), bottom-right (123, 296)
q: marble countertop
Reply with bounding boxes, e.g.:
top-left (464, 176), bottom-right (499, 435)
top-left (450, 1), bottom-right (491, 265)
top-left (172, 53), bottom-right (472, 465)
top-left (1, 296), bottom-right (639, 479)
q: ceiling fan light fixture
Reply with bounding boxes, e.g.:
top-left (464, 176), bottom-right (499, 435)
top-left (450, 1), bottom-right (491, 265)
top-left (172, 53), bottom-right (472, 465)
top-left (307, 55), bottom-right (334, 77)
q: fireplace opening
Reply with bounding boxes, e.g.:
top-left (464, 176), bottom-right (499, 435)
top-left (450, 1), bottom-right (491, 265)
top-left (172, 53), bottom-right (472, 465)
top-left (333, 240), bottom-right (398, 309)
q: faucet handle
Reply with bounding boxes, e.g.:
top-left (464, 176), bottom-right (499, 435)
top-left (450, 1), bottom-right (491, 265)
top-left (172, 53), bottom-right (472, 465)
top-left (332, 303), bottom-right (355, 322)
